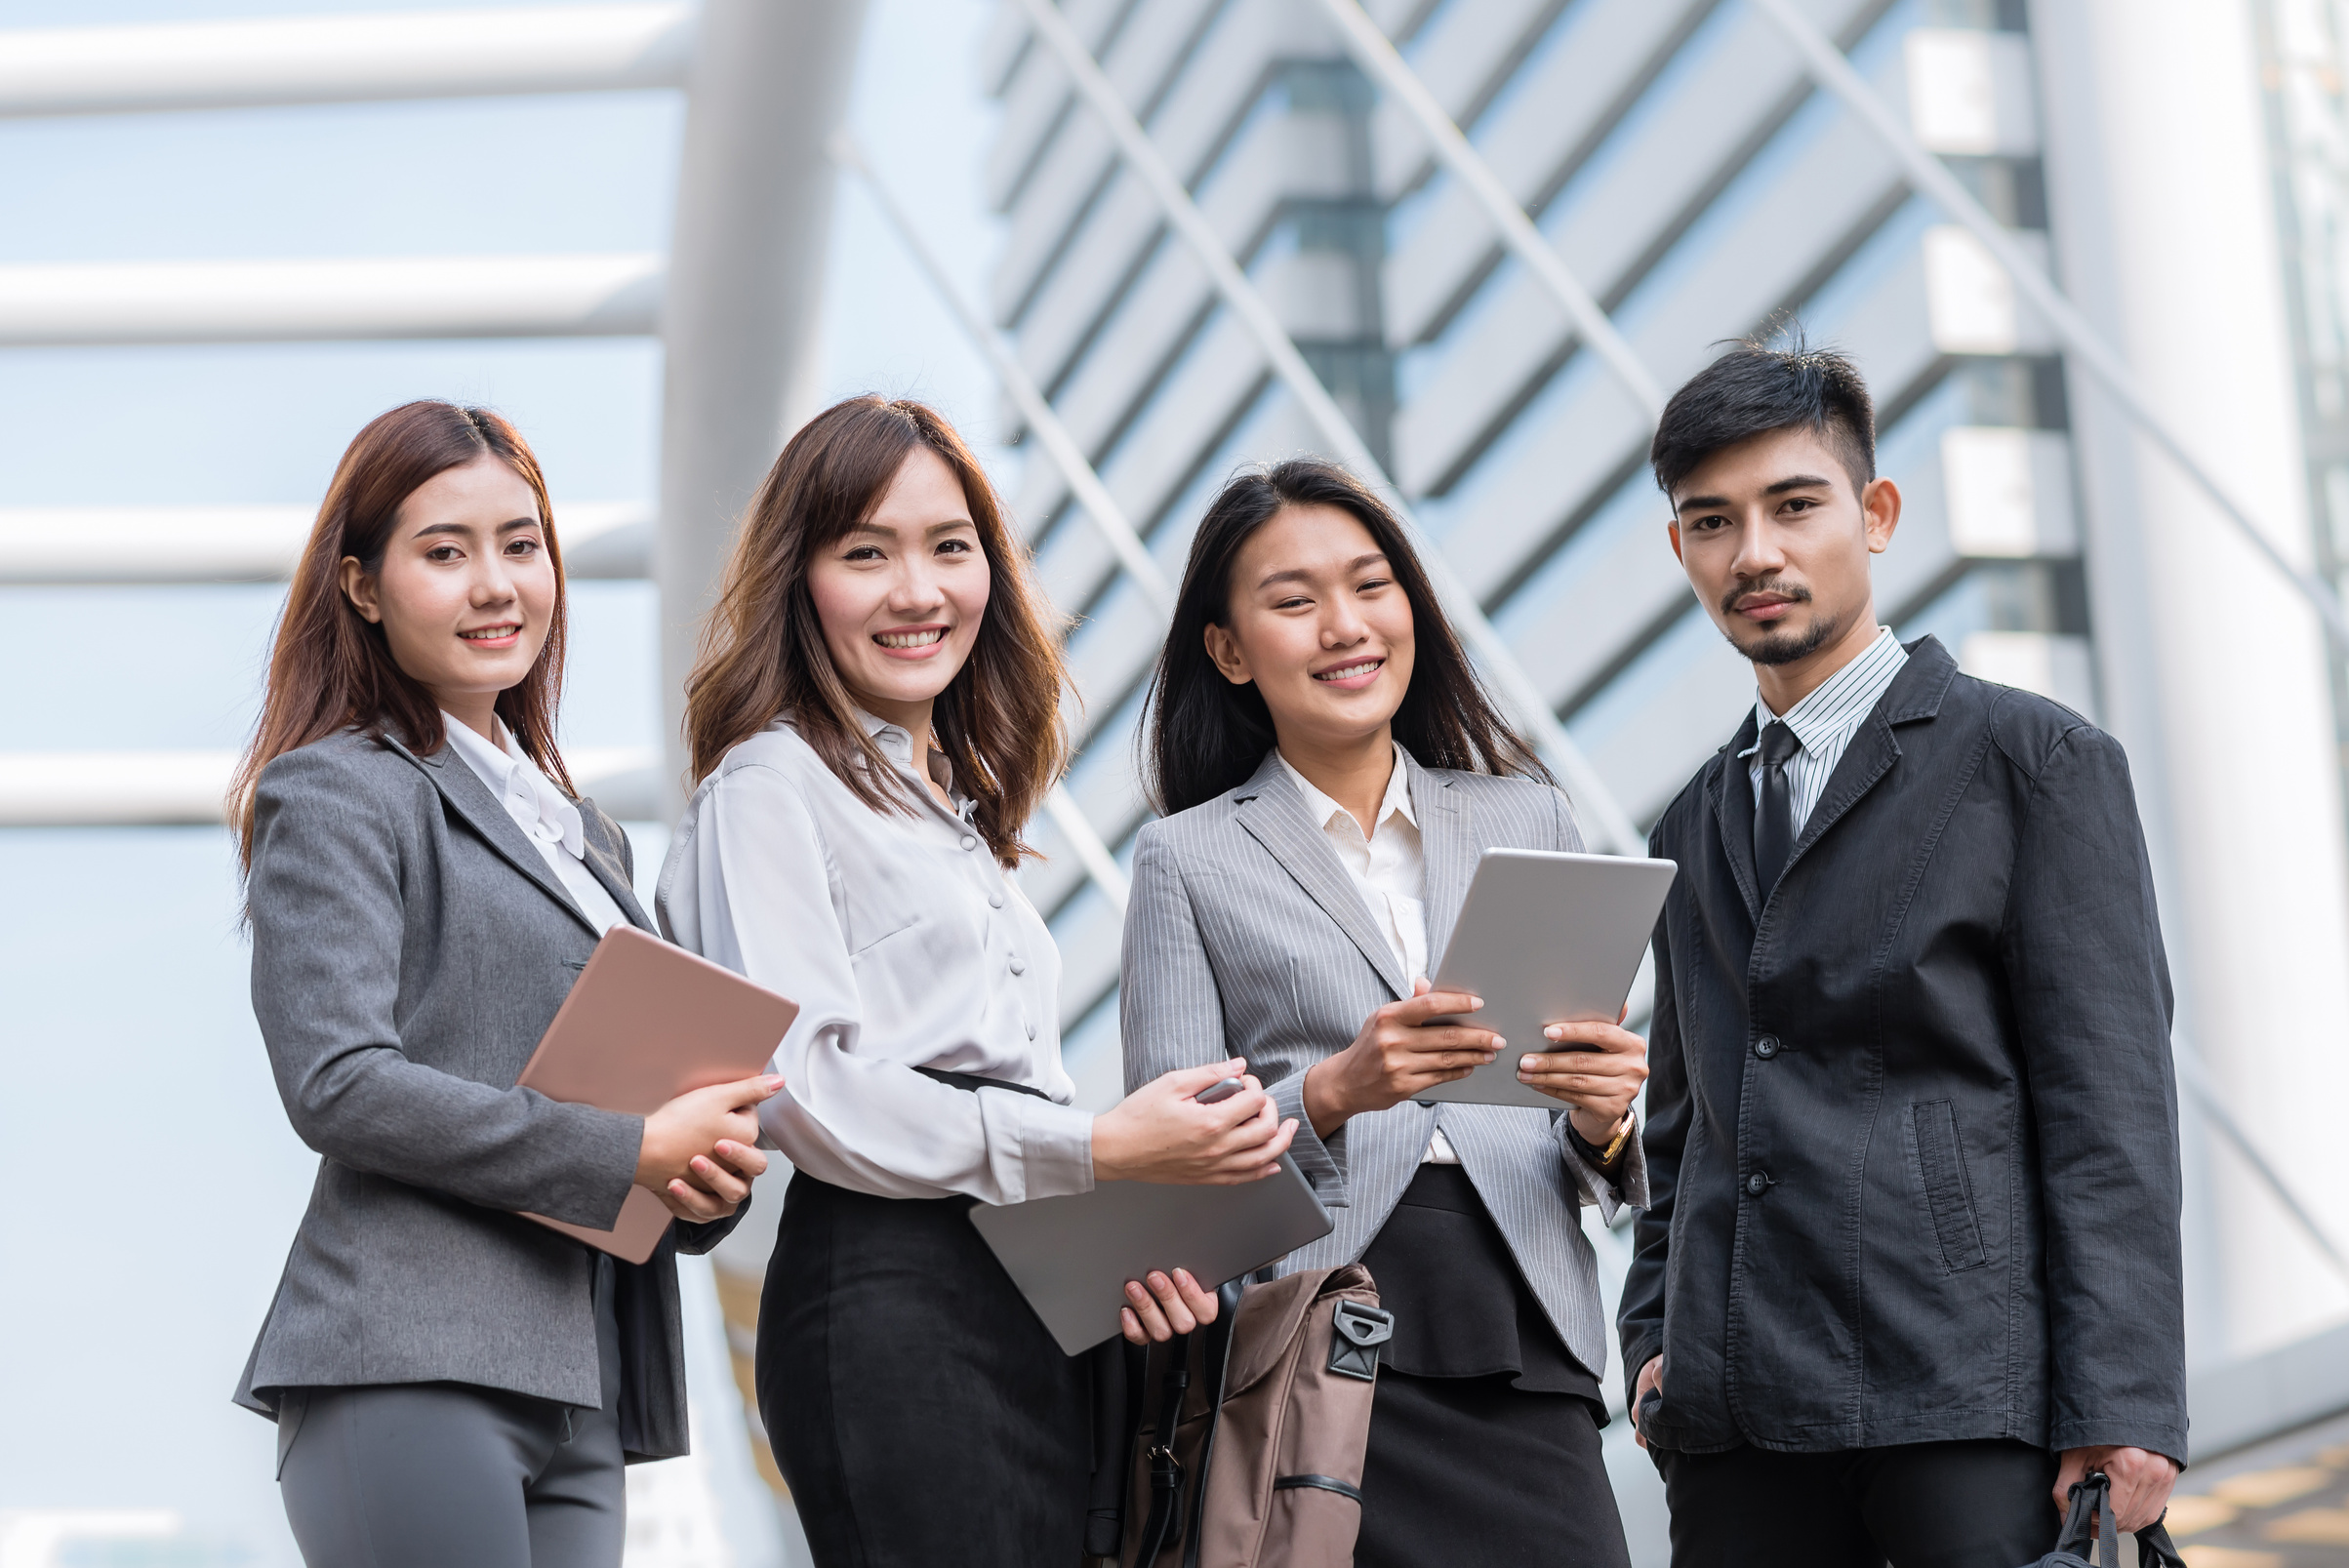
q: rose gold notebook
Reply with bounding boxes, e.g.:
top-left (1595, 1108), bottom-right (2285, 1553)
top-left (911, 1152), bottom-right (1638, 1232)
top-left (515, 924), bottom-right (799, 1264)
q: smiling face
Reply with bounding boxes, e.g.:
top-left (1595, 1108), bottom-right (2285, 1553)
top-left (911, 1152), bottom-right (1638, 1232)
top-left (805, 443), bottom-right (992, 736)
top-left (339, 454), bottom-right (554, 736)
top-left (1202, 503), bottom-right (1417, 755)
top-left (1668, 423), bottom-right (1900, 691)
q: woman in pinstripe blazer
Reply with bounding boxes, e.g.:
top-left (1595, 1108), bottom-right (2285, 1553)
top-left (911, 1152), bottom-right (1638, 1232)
top-left (1121, 459), bottom-right (1652, 1567)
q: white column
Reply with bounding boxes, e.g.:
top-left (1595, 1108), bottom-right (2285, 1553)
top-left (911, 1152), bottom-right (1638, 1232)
top-left (655, 0), bottom-right (871, 807)
top-left (2034, 0), bottom-right (2349, 1356)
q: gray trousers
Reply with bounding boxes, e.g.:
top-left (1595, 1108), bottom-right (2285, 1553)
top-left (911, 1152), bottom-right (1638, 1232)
top-left (276, 1254), bottom-right (626, 1567)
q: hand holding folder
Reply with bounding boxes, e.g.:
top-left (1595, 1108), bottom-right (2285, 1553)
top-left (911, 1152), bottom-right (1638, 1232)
top-left (515, 926), bottom-right (801, 1263)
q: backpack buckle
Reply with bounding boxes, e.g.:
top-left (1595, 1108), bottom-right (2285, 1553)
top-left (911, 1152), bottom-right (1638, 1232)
top-left (1327, 1301), bottom-right (1394, 1382)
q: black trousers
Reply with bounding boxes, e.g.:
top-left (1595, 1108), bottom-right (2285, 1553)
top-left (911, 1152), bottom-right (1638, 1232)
top-left (1655, 1439), bottom-right (2060, 1568)
top-left (758, 1173), bottom-right (1089, 1568)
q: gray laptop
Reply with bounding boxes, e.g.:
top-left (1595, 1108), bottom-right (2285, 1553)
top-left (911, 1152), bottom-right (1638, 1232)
top-left (968, 1154), bottom-right (1335, 1355)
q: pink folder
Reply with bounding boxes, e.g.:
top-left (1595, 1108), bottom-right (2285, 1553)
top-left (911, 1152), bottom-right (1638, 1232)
top-left (516, 925), bottom-right (799, 1264)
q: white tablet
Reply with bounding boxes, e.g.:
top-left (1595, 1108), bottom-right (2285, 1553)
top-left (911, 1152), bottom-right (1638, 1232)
top-left (968, 1154), bottom-right (1335, 1355)
top-left (1412, 848), bottom-right (1679, 1110)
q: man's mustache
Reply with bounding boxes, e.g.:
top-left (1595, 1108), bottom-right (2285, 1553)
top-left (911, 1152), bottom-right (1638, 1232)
top-left (1722, 576), bottom-right (1813, 619)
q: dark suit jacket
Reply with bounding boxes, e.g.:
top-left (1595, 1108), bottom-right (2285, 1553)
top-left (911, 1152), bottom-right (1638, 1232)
top-left (1621, 636), bottom-right (2186, 1461)
top-left (233, 728), bottom-right (738, 1461)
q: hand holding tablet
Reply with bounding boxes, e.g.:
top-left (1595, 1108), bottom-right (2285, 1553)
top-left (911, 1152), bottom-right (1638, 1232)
top-left (1413, 849), bottom-right (1679, 1111)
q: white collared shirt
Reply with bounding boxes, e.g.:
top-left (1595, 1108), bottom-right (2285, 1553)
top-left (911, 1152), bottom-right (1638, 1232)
top-left (656, 709), bottom-right (1092, 1205)
top-left (440, 713), bottom-right (629, 935)
top-left (1739, 627), bottom-right (1910, 834)
top-left (1277, 743), bottom-right (1459, 1165)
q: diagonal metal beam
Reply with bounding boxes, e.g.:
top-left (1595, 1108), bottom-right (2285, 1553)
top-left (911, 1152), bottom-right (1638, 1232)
top-left (1307, 0), bottom-right (1664, 421)
top-left (1012, 0), bottom-right (1645, 855)
top-left (1748, 0), bottom-right (2349, 659)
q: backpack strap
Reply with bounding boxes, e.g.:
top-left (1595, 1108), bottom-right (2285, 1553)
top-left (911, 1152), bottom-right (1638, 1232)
top-left (1179, 1280), bottom-right (1246, 1568)
top-left (1133, 1331), bottom-right (1193, 1567)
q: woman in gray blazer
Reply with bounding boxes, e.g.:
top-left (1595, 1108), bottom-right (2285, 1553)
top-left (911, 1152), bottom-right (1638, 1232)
top-left (1122, 459), bottom-right (1653, 1567)
top-left (229, 401), bottom-right (776, 1568)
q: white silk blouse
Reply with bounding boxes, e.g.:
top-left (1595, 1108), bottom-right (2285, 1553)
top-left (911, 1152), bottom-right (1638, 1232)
top-left (655, 711), bottom-right (1094, 1204)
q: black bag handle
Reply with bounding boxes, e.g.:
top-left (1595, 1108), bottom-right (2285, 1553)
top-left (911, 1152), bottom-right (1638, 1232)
top-left (1132, 1331), bottom-right (1192, 1568)
top-left (2055, 1472), bottom-right (2189, 1568)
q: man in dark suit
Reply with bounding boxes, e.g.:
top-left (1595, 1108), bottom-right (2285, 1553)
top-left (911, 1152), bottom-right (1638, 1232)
top-left (1619, 342), bottom-right (2185, 1566)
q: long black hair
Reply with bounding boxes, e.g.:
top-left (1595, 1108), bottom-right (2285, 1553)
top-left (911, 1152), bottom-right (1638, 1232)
top-left (1141, 458), bottom-right (1551, 816)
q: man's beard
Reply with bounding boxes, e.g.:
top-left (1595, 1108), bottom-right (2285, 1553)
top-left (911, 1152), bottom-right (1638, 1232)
top-left (1719, 577), bottom-right (1841, 666)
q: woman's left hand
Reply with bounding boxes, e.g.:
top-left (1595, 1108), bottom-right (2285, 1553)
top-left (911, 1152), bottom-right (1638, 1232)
top-left (1516, 1018), bottom-right (1648, 1146)
top-left (656, 1138), bottom-right (768, 1222)
top-left (1119, 1267), bottom-right (1220, 1346)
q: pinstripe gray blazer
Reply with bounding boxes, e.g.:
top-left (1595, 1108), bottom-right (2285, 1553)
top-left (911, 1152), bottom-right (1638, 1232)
top-left (1120, 746), bottom-right (1650, 1383)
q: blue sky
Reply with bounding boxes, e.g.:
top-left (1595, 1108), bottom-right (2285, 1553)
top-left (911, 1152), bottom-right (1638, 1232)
top-left (0, 3), bottom-right (1007, 1559)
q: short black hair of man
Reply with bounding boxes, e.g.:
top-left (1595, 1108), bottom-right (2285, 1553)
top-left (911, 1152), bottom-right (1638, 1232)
top-left (1649, 338), bottom-right (1877, 503)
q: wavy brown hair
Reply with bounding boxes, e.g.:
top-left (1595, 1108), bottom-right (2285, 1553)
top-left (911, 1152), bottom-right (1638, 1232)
top-left (231, 400), bottom-right (571, 870)
top-left (683, 396), bottom-right (1069, 865)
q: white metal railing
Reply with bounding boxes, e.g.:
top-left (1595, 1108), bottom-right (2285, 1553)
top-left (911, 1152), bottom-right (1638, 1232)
top-left (0, 502), bottom-right (651, 583)
top-left (0, 5), bottom-right (692, 119)
top-left (0, 255), bottom-right (661, 347)
top-left (0, 746), bottom-right (658, 827)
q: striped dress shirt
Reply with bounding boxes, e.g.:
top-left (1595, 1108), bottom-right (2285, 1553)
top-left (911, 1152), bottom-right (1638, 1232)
top-left (1740, 626), bottom-right (1910, 832)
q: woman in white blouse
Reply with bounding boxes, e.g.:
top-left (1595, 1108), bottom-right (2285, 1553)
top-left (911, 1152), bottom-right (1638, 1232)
top-left (659, 396), bottom-right (1296, 1567)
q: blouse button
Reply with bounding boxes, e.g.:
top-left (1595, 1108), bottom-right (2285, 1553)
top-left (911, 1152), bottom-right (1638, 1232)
top-left (1009, 957), bottom-right (1027, 976)
top-left (989, 892), bottom-right (1004, 908)
top-left (959, 834), bottom-right (978, 851)
top-left (1026, 1023), bottom-right (1037, 1040)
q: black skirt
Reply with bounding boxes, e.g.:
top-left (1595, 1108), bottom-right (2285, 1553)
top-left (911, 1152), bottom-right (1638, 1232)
top-left (756, 1172), bottom-right (1088, 1568)
top-left (1353, 1164), bottom-right (1630, 1568)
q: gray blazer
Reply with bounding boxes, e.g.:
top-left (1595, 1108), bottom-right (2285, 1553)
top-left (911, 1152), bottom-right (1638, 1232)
top-left (1120, 748), bottom-right (1649, 1382)
top-left (232, 728), bottom-right (737, 1460)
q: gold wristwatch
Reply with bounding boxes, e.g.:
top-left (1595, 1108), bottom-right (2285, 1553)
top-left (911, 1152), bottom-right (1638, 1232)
top-left (1595, 1113), bottom-right (1635, 1168)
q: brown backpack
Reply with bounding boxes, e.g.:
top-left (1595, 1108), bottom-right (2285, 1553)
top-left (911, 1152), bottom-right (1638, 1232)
top-left (1114, 1265), bottom-right (1391, 1568)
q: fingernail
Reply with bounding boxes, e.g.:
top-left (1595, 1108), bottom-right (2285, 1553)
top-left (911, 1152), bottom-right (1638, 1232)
top-left (1471, 997), bottom-right (1484, 1009)
top-left (1490, 1036), bottom-right (1506, 1051)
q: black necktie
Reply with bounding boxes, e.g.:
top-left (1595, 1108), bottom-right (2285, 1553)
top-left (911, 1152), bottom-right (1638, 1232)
top-left (1755, 720), bottom-right (1802, 893)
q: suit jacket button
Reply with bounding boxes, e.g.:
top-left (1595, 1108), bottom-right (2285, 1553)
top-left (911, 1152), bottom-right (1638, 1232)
top-left (1745, 1172), bottom-right (1770, 1196)
top-left (1754, 1034), bottom-right (1780, 1059)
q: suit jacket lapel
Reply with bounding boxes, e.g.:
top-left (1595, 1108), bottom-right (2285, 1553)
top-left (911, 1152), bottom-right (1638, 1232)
top-left (577, 806), bottom-right (653, 932)
top-left (1777, 636), bottom-right (1962, 886)
top-left (1231, 750), bottom-right (1410, 1001)
top-left (385, 735), bottom-right (606, 940)
top-left (1410, 751), bottom-right (1477, 973)
top-left (1709, 709), bottom-right (1763, 924)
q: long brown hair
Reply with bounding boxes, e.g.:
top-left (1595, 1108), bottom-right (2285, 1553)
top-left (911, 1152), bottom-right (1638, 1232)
top-left (684, 396), bottom-right (1069, 865)
top-left (231, 400), bottom-right (572, 869)
top-left (1144, 458), bottom-right (1551, 815)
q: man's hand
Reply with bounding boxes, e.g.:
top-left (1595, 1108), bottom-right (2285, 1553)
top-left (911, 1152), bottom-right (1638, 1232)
top-left (1630, 1355), bottom-right (1663, 1450)
top-left (1302, 979), bottom-right (1499, 1137)
top-left (1516, 1016), bottom-right (1648, 1146)
top-left (2054, 1445), bottom-right (2180, 1534)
